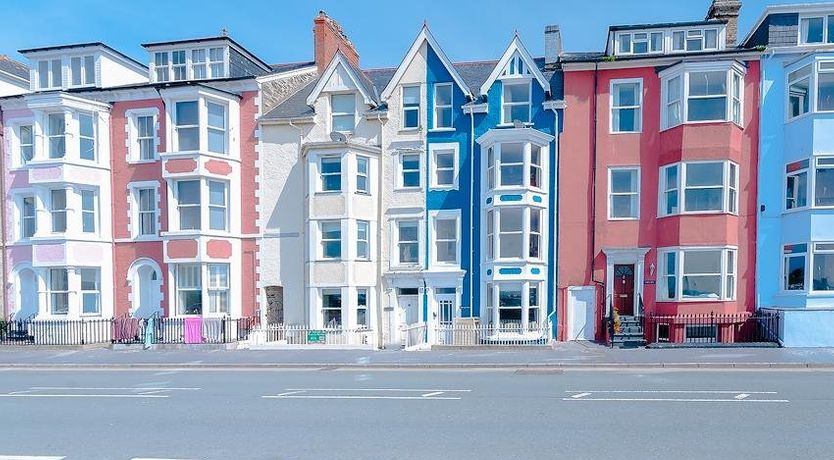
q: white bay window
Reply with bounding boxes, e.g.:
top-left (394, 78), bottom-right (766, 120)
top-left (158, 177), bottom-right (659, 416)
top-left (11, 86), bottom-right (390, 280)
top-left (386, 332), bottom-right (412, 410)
top-left (486, 142), bottom-right (547, 191)
top-left (486, 207), bottom-right (546, 262)
top-left (659, 161), bottom-right (738, 216)
top-left (174, 263), bottom-right (231, 316)
top-left (171, 98), bottom-right (230, 154)
top-left (659, 247), bottom-right (736, 301)
top-left (661, 63), bottom-right (744, 129)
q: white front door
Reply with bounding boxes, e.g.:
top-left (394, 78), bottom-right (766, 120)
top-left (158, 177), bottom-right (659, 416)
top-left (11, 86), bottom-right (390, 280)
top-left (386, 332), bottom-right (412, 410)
top-left (132, 265), bottom-right (161, 318)
top-left (400, 295), bottom-right (419, 325)
top-left (567, 286), bottom-right (596, 341)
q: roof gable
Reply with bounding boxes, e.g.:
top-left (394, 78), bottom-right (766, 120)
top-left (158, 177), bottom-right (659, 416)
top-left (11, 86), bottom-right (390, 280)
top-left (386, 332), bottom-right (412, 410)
top-left (479, 35), bottom-right (549, 96)
top-left (306, 51), bottom-right (376, 106)
top-left (380, 26), bottom-right (472, 100)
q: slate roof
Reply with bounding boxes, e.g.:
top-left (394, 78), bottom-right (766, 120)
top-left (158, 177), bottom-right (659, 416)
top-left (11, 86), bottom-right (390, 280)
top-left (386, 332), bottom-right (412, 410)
top-left (262, 55), bottom-right (565, 121)
top-left (0, 55), bottom-right (29, 81)
top-left (608, 19), bottom-right (726, 32)
top-left (269, 61), bottom-right (316, 73)
top-left (18, 42), bottom-right (147, 69)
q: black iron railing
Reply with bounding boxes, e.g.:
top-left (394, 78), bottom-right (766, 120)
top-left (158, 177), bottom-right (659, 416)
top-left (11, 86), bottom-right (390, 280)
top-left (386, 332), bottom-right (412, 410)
top-left (1, 315), bottom-right (260, 346)
top-left (644, 312), bottom-right (780, 345)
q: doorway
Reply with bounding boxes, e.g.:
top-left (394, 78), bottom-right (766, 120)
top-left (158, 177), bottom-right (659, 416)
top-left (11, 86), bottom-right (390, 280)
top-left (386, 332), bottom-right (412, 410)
top-left (613, 264), bottom-right (635, 316)
top-left (567, 286), bottom-right (596, 341)
top-left (129, 261), bottom-right (162, 318)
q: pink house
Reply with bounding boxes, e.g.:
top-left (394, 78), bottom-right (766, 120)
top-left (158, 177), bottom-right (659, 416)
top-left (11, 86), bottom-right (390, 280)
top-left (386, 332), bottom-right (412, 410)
top-left (557, 1), bottom-right (760, 344)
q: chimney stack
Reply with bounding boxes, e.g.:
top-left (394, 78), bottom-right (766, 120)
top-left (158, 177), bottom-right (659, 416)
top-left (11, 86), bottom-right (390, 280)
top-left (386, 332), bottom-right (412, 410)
top-left (544, 24), bottom-right (562, 68)
top-left (313, 11), bottom-right (360, 73)
top-left (706, 0), bottom-right (742, 46)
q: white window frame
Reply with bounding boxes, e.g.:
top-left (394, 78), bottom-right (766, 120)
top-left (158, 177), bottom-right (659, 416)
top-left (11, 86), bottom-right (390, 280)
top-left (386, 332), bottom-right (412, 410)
top-left (784, 159), bottom-right (810, 211)
top-left (78, 112), bottom-right (97, 161)
top-left (393, 218), bottom-right (422, 267)
top-left (616, 31), bottom-right (664, 55)
top-left (175, 179), bottom-right (202, 231)
top-left (356, 156), bottom-right (370, 194)
top-left (486, 210), bottom-right (495, 260)
top-left (529, 207), bottom-right (543, 260)
top-left (658, 246), bottom-right (737, 302)
top-left (811, 242), bottom-right (834, 292)
top-left (319, 156), bottom-right (342, 193)
top-left (429, 143), bottom-right (459, 190)
top-left (497, 207), bottom-right (525, 260)
top-left (174, 100), bottom-right (200, 152)
top-left (49, 188), bottom-right (67, 234)
top-left (659, 161), bottom-right (739, 216)
top-left (401, 85), bottom-right (421, 130)
top-left (320, 220), bottom-right (342, 260)
top-left (151, 47), bottom-right (228, 83)
top-left (430, 210), bottom-right (460, 267)
top-left (356, 220), bottom-right (370, 260)
top-left (608, 167), bottom-right (640, 220)
top-left (397, 153), bottom-right (422, 190)
top-left (19, 195), bottom-right (37, 240)
top-left (47, 267), bottom-right (70, 315)
top-left (208, 180), bottom-right (228, 232)
top-left (787, 64), bottom-right (812, 121)
top-left (80, 267), bottom-right (101, 316)
top-left (813, 156), bottom-right (834, 208)
top-left (433, 83), bottom-right (454, 129)
top-left (206, 101), bottom-right (227, 155)
top-left (175, 263), bottom-right (202, 316)
top-left (501, 80), bottom-right (532, 125)
top-left (486, 142), bottom-right (548, 191)
top-left (321, 288), bottom-right (343, 328)
top-left (69, 55), bottom-right (96, 88)
top-left (47, 112), bottom-right (67, 159)
top-left (356, 288), bottom-right (369, 328)
top-left (131, 184), bottom-right (159, 238)
top-left (798, 15), bottom-right (834, 45)
top-left (206, 263), bottom-right (230, 315)
top-left (127, 109), bottom-right (159, 163)
top-left (610, 79), bottom-right (643, 133)
top-left (37, 58), bottom-right (63, 90)
top-left (80, 189), bottom-right (98, 234)
top-left (16, 123), bottom-right (34, 167)
top-left (330, 93), bottom-right (356, 133)
top-left (660, 62), bottom-right (745, 130)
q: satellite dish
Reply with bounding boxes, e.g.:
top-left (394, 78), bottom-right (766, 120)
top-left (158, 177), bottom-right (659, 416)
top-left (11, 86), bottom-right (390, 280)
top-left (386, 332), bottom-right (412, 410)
top-left (512, 119), bottom-right (525, 128)
top-left (329, 131), bottom-right (347, 142)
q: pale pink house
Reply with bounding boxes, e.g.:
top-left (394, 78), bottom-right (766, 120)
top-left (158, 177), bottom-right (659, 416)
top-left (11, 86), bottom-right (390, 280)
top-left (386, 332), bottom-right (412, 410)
top-left (0, 37), bottom-right (272, 320)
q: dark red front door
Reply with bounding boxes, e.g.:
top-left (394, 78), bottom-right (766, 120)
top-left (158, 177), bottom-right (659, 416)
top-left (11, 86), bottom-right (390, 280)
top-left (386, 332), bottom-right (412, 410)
top-left (613, 264), bottom-right (635, 316)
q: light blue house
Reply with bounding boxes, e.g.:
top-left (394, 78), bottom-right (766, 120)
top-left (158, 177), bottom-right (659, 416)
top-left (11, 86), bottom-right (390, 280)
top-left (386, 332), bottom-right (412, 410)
top-left (745, 3), bottom-right (834, 346)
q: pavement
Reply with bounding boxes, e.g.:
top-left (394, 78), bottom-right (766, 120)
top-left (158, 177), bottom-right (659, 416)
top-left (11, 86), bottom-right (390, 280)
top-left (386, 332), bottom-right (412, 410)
top-left (2, 341), bottom-right (834, 369)
top-left (0, 367), bottom-right (832, 459)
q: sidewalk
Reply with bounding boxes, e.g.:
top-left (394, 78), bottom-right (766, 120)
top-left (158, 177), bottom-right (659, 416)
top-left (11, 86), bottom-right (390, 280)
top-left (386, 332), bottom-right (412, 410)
top-left (2, 342), bottom-right (834, 369)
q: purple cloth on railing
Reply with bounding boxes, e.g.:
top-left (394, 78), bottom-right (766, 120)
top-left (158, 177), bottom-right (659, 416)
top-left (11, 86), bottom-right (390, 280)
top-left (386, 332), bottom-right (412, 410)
top-left (112, 317), bottom-right (141, 342)
top-left (184, 317), bottom-right (203, 344)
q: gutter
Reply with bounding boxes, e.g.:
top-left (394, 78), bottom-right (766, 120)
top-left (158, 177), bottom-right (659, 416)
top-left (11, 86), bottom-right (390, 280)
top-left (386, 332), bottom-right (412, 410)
top-left (468, 104), bottom-right (476, 320)
top-left (375, 112), bottom-right (386, 349)
top-left (0, 104), bottom-right (7, 319)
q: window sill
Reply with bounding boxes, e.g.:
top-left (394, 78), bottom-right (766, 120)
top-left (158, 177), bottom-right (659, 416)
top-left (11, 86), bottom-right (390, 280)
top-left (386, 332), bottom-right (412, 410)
top-left (429, 127), bottom-right (456, 133)
top-left (608, 217), bottom-right (640, 221)
top-left (655, 298), bottom-right (735, 303)
top-left (315, 191), bottom-right (344, 196)
top-left (399, 127), bottom-right (421, 134)
top-left (395, 187), bottom-right (423, 193)
top-left (660, 119), bottom-right (741, 132)
top-left (657, 212), bottom-right (738, 219)
top-left (160, 150), bottom-right (239, 163)
top-left (354, 191), bottom-right (372, 196)
top-left (610, 130), bottom-right (642, 135)
top-left (429, 185), bottom-right (459, 191)
top-left (127, 159), bottom-right (160, 165)
top-left (496, 122), bottom-right (534, 129)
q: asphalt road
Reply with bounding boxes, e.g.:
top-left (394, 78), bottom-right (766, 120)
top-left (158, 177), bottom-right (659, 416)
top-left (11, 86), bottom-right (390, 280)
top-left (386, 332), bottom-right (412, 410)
top-left (0, 368), bottom-right (832, 460)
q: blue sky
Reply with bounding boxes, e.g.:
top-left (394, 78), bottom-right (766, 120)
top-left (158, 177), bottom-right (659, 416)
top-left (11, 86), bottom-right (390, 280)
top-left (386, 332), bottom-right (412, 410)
top-left (1, 0), bottom-right (831, 69)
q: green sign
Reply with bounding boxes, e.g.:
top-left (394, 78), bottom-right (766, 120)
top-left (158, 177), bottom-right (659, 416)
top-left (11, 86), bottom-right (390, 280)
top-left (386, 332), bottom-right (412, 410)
top-left (307, 330), bottom-right (327, 343)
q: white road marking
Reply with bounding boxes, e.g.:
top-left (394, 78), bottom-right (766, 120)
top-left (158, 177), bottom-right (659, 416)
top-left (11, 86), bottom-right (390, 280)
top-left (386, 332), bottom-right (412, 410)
top-left (282, 388), bottom-right (472, 392)
top-left (131, 458), bottom-right (201, 460)
top-left (263, 395), bottom-right (461, 400)
top-left (565, 390), bottom-right (777, 394)
top-left (571, 392), bottom-right (592, 399)
top-left (28, 387), bottom-right (201, 391)
top-left (421, 391), bottom-right (444, 397)
top-left (562, 397), bottom-right (789, 403)
top-left (735, 393), bottom-right (750, 400)
top-left (275, 390), bottom-right (305, 397)
top-left (0, 394), bottom-right (168, 399)
top-left (0, 456), bottom-right (65, 460)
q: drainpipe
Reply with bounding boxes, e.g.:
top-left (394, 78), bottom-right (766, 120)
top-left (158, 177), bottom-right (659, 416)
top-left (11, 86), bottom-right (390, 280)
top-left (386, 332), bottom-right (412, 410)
top-left (589, 61), bottom-right (607, 319)
top-left (468, 105), bottom-right (475, 320)
top-left (0, 104), bottom-right (7, 320)
top-left (547, 104), bottom-right (561, 339)
top-left (287, 119), bottom-right (305, 327)
top-left (374, 112), bottom-right (386, 349)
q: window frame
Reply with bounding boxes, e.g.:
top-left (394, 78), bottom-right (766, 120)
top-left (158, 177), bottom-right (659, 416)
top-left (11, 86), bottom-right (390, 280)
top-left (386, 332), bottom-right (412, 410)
top-left (660, 63), bottom-right (745, 130)
top-left (208, 180), bottom-right (228, 232)
top-left (69, 55), bottom-right (96, 88)
top-left (785, 160), bottom-right (810, 211)
top-left (321, 288), bottom-right (343, 328)
top-left (811, 242), bottom-right (834, 292)
top-left (356, 156), bottom-right (370, 194)
top-left (206, 263), bottom-right (230, 315)
top-left (175, 179), bottom-right (202, 231)
top-left (134, 185), bottom-right (159, 238)
top-left (77, 112), bottom-right (96, 161)
top-left (394, 219), bottom-right (421, 267)
top-left (16, 123), bottom-right (34, 167)
top-left (319, 156), bottom-right (343, 193)
top-left (485, 142), bottom-right (548, 191)
top-left (49, 188), bottom-right (67, 234)
top-left (608, 167), bottom-right (641, 220)
top-left (610, 78), bottom-right (643, 133)
top-left (782, 243), bottom-right (808, 292)
top-left (80, 189), bottom-right (98, 234)
top-left (356, 220), bottom-right (370, 260)
top-left (356, 288), bottom-right (369, 328)
top-left (20, 195), bottom-right (37, 240)
top-left (152, 47), bottom-right (228, 83)
top-left (430, 211), bottom-right (460, 267)
top-left (80, 267), bottom-right (101, 316)
top-left (47, 267), bottom-right (70, 315)
top-left (787, 64), bottom-right (812, 120)
top-left (812, 156), bottom-right (834, 209)
top-left (319, 220), bottom-right (342, 260)
top-left (501, 80), bottom-right (532, 125)
top-left (401, 85), bottom-right (421, 130)
top-left (798, 15), bottom-right (834, 45)
top-left (398, 153), bottom-right (422, 190)
top-left (37, 58), bottom-right (63, 90)
top-left (658, 247), bottom-right (738, 302)
top-left (433, 83), bottom-right (454, 129)
top-left (175, 263), bottom-right (203, 316)
top-left (429, 143), bottom-right (459, 190)
top-left (47, 112), bottom-right (67, 159)
top-left (127, 109), bottom-right (159, 163)
top-left (330, 93), bottom-right (356, 133)
top-left (658, 161), bottom-right (739, 217)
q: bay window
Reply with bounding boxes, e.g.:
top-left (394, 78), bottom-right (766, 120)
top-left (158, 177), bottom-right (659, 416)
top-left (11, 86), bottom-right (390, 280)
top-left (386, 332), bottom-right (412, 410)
top-left (813, 243), bottom-right (834, 291)
top-left (433, 83), bottom-right (453, 128)
top-left (320, 221), bottom-right (342, 259)
top-left (815, 157), bottom-right (834, 207)
top-left (18, 125), bottom-right (33, 165)
top-left (661, 63), bottom-right (744, 129)
top-left (788, 65), bottom-right (812, 119)
top-left (207, 102), bottom-right (226, 154)
top-left (659, 161), bottom-right (738, 216)
top-left (322, 289), bottom-right (342, 327)
top-left (207, 264), bottom-right (229, 314)
top-left (50, 189), bottom-right (67, 233)
top-left (81, 189), bottom-right (97, 233)
top-left (331, 93), bottom-right (355, 132)
top-left (176, 264), bottom-right (202, 315)
top-left (502, 81), bottom-right (530, 124)
top-left (659, 247), bottom-right (737, 301)
top-left (487, 207), bottom-right (546, 262)
top-left (486, 142), bottom-right (547, 190)
top-left (498, 208), bottom-right (524, 259)
top-left (611, 80), bottom-right (642, 133)
top-left (48, 268), bottom-right (69, 315)
top-left (818, 62), bottom-right (834, 112)
top-left (784, 60), bottom-right (834, 117)
top-left (781, 157), bottom-right (834, 210)
top-left (396, 220), bottom-right (420, 265)
top-left (609, 167), bottom-right (640, 219)
top-left (208, 181), bottom-right (228, 231)
top-left (783, 244), bottom-right (807, 291)
top-left (79, 113), bottom-right (96, 160)
top-left (785, 160), bottom-right (809, 210)
top-left (80, 268), bottom-right (100, 315)
top-left (21, 196), bottom-right (36, 238)
top-left (402, 85), bottom-right (420, 129)
top-left (172, 99), bottom-right (228, 153)
top-left (175, 101), bottom-right (199, 151)
top-left (177, 180), bottom-right (201, 230)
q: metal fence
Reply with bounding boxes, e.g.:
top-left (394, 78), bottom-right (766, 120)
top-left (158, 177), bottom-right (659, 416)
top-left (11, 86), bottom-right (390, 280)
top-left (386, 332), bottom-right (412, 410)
top-left (258, 324), bottom-right (376, 347)
top-left (435, 322), bottom-right (552, 346)
top-left (644, 312), bottom-right (780, 345)
top-left (0, 316), bottom-right (260, 346)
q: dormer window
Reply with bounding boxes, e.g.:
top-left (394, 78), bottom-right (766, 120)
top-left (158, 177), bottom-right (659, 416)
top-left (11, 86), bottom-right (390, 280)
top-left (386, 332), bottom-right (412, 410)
top-left (672, 28), bottom-right (719, 52)
top-left (617, 32), bottom-right (663, 55)
top-left (154, 52), bottom-right (169, 81)
top-left (799, 15), bottom-right (834, 44)
top-left (37, 59), bottom-right (62, 90)
top-left (153, 47), bottom-right (227, 82)
top-left (330, 93), bottom-right (355, 133)
top-left (502, 81), bottom-right (531, 124)
top-left (70, 56), bottom-right (95, 87)
top-left (172, 51), bottom-right (187, 81)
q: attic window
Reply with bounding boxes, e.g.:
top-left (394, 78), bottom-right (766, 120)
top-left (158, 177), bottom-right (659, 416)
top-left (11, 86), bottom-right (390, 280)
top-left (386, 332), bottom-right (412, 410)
top-left (671, 28), bottom-right (719, 52)
top-left (617, 32), bottom-right (663, 55)
top-left (800, 15), bottom-right (834, 45)
top-left (502, 55), bottom-right (530, 78)
top-left (70, 56), bottom-right (95, 87)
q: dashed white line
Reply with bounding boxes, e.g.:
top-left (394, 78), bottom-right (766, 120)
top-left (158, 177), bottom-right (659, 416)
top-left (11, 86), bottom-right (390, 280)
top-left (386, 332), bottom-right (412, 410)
top-left (564, 390), bottom-right (778, 394)
top-left (263, 395), bottom-right (461, 400)
top-left (562, 397), bottom-right (789, 403)
top-left (421, 391), bottom-right (444, 397)
top-left (0, 394), bottom-right (168, 399)
top-left (28, 387), bottom-right (201, 391)
top-left (735, 393), bottom-right (751, 400)
top-left (0, 456), bottom-right (65, 460)
top-left (571, 392), bottom-right (592, 399)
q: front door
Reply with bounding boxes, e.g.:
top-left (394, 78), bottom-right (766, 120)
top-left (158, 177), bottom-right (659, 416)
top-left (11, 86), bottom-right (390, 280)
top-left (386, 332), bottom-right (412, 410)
top-left (613, 264), bottom-right (635, 316)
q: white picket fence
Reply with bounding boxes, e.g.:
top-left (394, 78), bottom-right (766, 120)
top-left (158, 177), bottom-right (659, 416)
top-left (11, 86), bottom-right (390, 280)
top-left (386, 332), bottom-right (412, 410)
top-left (434, 322), bottom-right (552, 347)
top-left (401, 322), bottom-right (428, 350)
top-left (249, 324), bottom-right (377, 348)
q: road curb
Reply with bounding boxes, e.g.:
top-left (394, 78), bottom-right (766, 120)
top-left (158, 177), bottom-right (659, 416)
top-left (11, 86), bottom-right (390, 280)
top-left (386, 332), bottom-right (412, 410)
top-left (0, 362), bottom-right (832, 370)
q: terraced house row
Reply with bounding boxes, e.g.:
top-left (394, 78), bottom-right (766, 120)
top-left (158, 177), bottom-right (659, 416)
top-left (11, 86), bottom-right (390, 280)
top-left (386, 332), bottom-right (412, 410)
top-left (1, 0), bottom-right (833, 348)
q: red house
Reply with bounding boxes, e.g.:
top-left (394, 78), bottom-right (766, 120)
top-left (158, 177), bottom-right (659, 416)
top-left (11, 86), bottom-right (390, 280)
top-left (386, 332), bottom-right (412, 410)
top-left (557, 0), bottom-right (761, 345)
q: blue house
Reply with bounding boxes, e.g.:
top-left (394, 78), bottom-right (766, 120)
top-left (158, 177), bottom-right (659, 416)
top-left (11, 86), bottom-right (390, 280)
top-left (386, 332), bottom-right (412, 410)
top-left (744, 3), bottom-right (834, 346)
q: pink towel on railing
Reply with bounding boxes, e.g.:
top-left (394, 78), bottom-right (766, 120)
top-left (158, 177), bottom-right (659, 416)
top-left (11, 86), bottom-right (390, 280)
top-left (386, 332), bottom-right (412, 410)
top-left (184, 317), bottom-right (203, 344)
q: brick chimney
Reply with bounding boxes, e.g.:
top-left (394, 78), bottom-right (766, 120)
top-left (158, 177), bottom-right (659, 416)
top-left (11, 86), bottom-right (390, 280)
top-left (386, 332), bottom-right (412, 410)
top-left (706, 0), bottom-right (742, 46)
top-left (313, 11), bottom-right (360, 73)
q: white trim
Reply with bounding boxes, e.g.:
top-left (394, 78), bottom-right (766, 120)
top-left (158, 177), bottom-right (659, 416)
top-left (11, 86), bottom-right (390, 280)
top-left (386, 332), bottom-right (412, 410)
top-left (602, 247), bottom-right (650, 316)
top-left (659, 61), bottom-right (746, 131)
top-left (380, 26), bottom-right (472, 100)
top-left (480, 35), bottom-right (550, 96)
top-left (428, 209), bottom-right (461, 268)
top-left (609, 78), bottom-right (643, 133)
top-left (306, 52), bottom-right (375, 106)
top-left (125, 107), bottom-right (160, 163)
top-left (608, 166), bottom-right (641, 220)
top-left (657, 246), bottom-right (738, 302)
top-left (428, 142), bottom-right (459, 190)
top-left (658, 160), bottom-right (739, 217)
